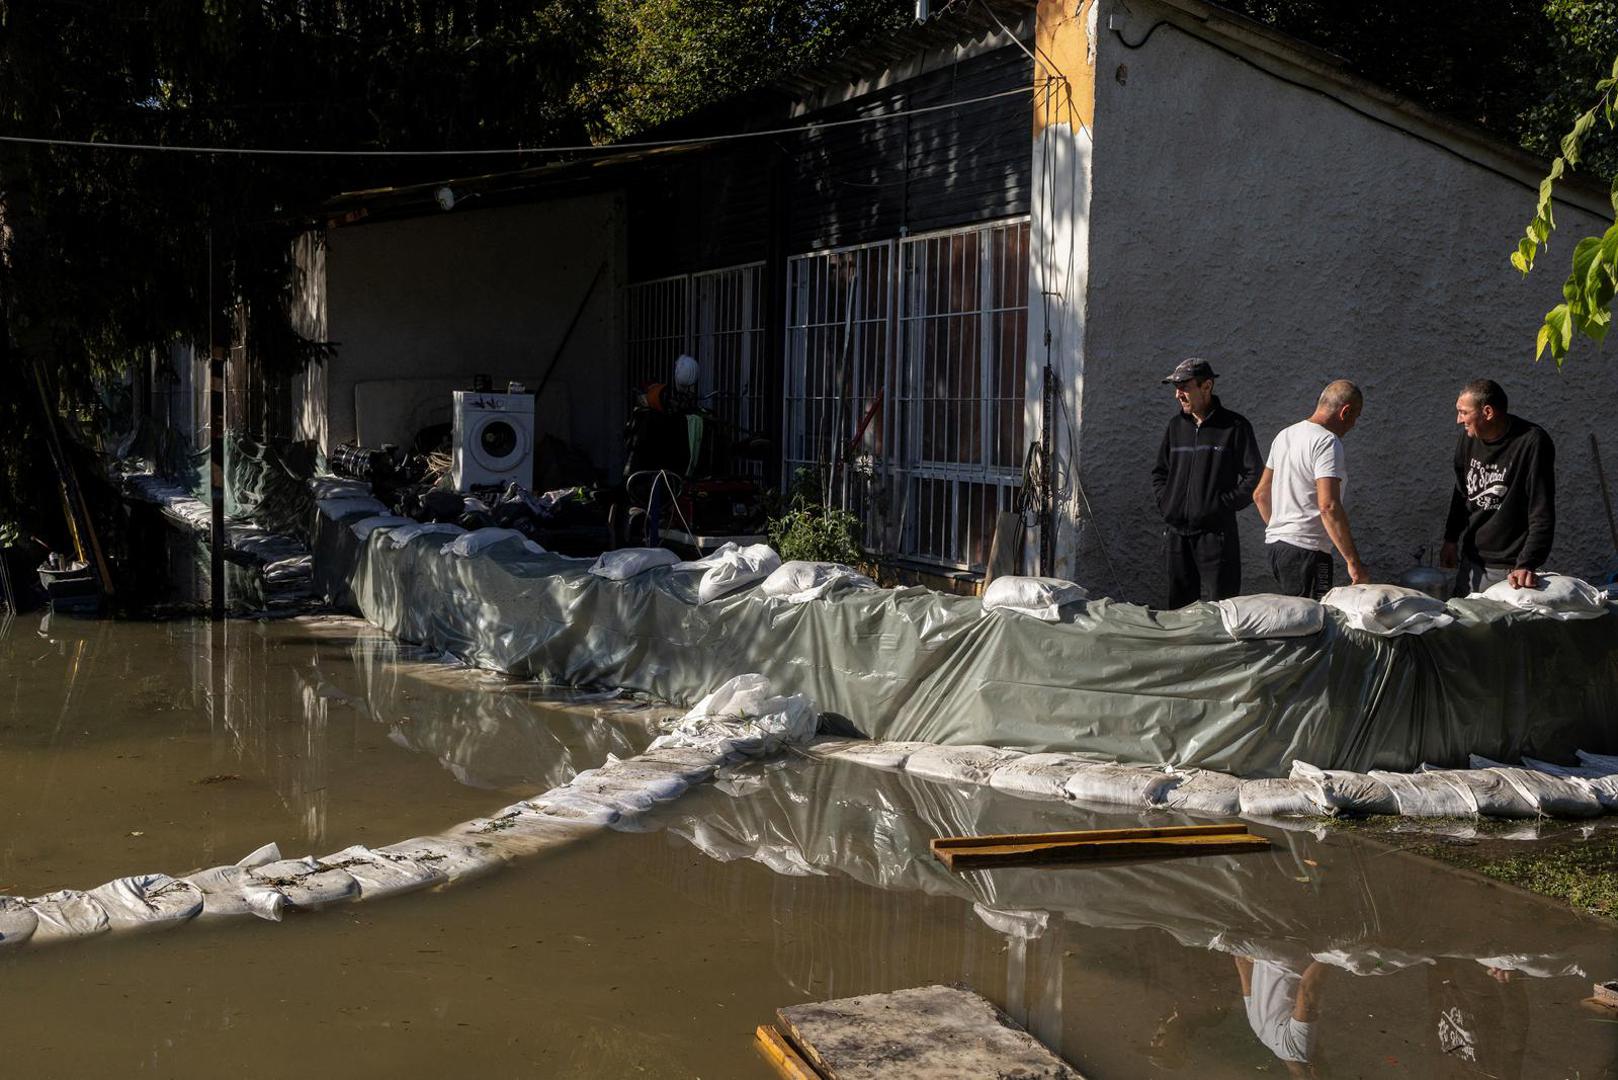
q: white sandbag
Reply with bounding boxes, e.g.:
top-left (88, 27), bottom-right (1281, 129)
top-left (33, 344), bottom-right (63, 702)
top-left (1582, 775), bottom-right (1618, 810)
top-left (0, 897), bottom-right (38, 948)
top-left (806, 739), bottom-right (929, 771)
top-left (1159, 768), bottom-right (1243, 816)
top-left (1290, 762), bottom-right (1398, 815)
top-left (1213, 594), bottom-right (1324, 640)
top-left (648, 673), bottom-right (816, 758)
top-left (350, 514), bottom-right (412, 540)
top-left (563, 772), bottom-right (667, 813)
top-left (585, 758), bottom-right (692, 801)
top-left (981, 575), bottom-right (1087, 621)
top-left (320, 845), bottom-right (446, 900)
top-left (1482, 767), bottom-right (1603, 818)
top-left (672, 543), bottom-right (782, 603)
top-left (316, 496), bottom-right (387, 521)
top-left (441, 527), bottom-right (538, 558)
top-left (1430, 767), bottom-right (1537, 818)
top-left (246, 858), bottom-right (359, 910)
top-left (524, 789), bottom-right (624, 826)
top-left (447, 806), bottom-right (597, 858)
top-left (1238, 777), bottom-right (1330, 817)
top-left (1063, 762), bottom-right (1177, 808)
top-left (1521, 755), bottom-right (1603, 778)
top-left (381, 522), bottom-right (465, 550)
top-left (375, 836), bottom-right (506, 884)
top-left (633, 746), bottom-right (727, 783)
top-left (180, 864), bottom-right (287, 921)
top-left (86, 874), bottom-right (203, 933)
top-left (1480, 572), bottom-right (1610, 620)
top-left (904, 745), bottom-right (1027, 787)
top-left (1370, 770), bottom-right (1478, 817)
top-left (27, 890), bottom-right (110, 944)
top-left (1321, 584), bottom-right (1453, 636)
top-left (309, 476), bottom-right (373, 499)
top-left (1576, 750), bottom-right (1618, 774)
top-left (589, 547), bottom-right (680, 581)
top-left (987, 753), bottom-right (1097, 800)
top-left (759, 560), bottom-right (876, 603)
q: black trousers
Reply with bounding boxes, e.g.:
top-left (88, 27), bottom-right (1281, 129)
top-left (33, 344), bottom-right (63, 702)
top-left (1164, 524), bottom-right (1242, 608)
top-left (1267, 540), bottom-right (1334, 600)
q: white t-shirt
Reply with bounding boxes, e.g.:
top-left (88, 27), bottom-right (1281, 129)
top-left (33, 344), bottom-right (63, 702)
top-left (1264, 420), bottom-right (1346, 553)
top-left (1242, 959), bottom-right (1317, 1064)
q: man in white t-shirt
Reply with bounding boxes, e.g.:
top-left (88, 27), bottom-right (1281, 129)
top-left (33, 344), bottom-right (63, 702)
top-left (1253, 380), bottom-right (1369, 598)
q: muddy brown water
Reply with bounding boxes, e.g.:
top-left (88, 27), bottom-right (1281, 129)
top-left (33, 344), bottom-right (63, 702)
top-left (0, 613), bottom-right (1614, 1078)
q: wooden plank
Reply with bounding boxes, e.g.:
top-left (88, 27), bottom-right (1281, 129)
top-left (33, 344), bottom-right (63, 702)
top-left (932, 822), bottom-right (1248, 852)
top-left (755, 1024), bottom-right (824, 1080)
top-left (778, 984), bottom-right (1083, 1079)
top-left (936, 832), bottom-right (1270, 871)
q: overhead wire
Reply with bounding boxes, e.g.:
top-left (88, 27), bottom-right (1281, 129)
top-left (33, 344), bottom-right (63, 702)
top-left (0, 85), bottom-right (1034, 158)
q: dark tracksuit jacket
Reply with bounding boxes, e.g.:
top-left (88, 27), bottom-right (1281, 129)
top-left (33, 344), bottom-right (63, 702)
top-left (1442, 416), bottom-right (1555, 570)
top-left (1151, 398), bottom-right (1263, 605)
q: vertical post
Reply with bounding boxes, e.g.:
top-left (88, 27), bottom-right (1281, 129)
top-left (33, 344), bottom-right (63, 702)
top-left (1039, 363), bottom-right (1054, 576)
top-left (208, 232), bottom-right (226, 620)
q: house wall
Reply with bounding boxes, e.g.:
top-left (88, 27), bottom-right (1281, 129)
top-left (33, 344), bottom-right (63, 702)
top-left (323, 192), bottom-right (627, 478)
top-left (1078, 0), bottom-right (1615, 603)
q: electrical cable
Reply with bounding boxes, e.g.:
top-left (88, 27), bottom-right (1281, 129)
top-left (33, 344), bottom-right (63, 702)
top-left (0, 85), bottom-right (1033, 159)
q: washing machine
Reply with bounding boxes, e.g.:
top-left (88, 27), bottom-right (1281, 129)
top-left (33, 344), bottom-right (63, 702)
top-left (451, 390), bottom-right (536, 492)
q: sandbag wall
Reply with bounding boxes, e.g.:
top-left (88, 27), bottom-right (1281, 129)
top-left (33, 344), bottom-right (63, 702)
top-left (312, 503), bottom-right (1618, 777)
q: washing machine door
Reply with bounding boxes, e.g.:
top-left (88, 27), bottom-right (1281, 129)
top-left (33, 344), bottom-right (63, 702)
top-left (469, 411), bottom-right (531, 474)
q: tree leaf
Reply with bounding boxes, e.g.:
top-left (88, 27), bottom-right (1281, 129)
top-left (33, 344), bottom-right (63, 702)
top-left (1563, 107), bottom-right (1597, 165)
top-left (1573, 234), bottom-right (1603, 290)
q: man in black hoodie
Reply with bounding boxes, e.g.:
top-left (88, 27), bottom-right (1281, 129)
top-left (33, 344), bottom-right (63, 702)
top-left (1440, 379), bottom-right (1555, 594)
top-left (1151, 358), bottom-right (1265, 607)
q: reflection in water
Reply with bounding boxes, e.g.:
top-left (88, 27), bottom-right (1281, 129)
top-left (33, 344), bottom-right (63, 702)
top-left (637, 757), bottom-right (1610, 1078)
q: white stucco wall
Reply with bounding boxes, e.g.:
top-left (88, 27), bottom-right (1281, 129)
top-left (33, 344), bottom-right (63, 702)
top-left (1076, 0), bottom-right (1614, 603)
top-left (323, 193), bottom-right (626, 478)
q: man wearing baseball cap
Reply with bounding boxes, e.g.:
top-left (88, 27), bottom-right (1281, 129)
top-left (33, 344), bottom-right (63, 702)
top-left (1150, 358), bottom-right (1264, 607)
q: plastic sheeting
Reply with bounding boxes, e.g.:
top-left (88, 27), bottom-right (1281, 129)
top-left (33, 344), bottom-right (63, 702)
top-left (312, 499), bottom-right (1618, 776)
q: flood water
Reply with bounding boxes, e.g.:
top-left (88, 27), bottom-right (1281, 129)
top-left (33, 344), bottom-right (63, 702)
top-left (1, 613), bottom-right (1615, 1078)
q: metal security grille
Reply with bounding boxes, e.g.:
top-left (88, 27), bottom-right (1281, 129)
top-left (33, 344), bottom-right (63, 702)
top-left (898, 219), bottom-right (1029, 569)
top-left (624, 274), bottom-right (690, 392)
top-left (625, 264), bottom-right (769, 475)
top-left (782, 219), bottom-right (1029, 570)
top-left (782, 241), bottom-right (896, 545)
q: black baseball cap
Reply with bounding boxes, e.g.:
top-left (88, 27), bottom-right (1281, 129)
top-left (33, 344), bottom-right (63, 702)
top-left (1161, 357), bottom-right (1217, 384)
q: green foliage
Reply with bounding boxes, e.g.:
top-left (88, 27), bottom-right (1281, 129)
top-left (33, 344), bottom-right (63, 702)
top-left (767, 477), bottom-right (865, 566)
top-left (1513, 53), bottom-right (1618, 365)
top-left (581, 0), bottom-right (911, 140)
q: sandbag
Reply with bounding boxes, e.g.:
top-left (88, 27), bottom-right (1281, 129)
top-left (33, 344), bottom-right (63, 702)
top-left (988, 753), bottom-right (1097, 800)
top-left (350, 514), bottom-right (412, 540)
top-left (1159, 768), bottom-right (1243, 816)
top-left (441, 528), bottom-right (544, 558)
top-left (1321, 584), bottom-right (1453, 636)
top-left (589, 547), bottom-right (680, 581)
top-left (1577, 750), bottom-right (1618, 774)
top-left (320, 845), bottom-right (446, 900)
top-left (1583, 775), bottom-right (1618, 810)
top-left (317, 496), bottom-right (387, 521)
top-left (375, 836), bottom-right (506, 884)
top-left (445, 807), bottom-right (595, 859)
top-left (0, 897), bottom-right (38, 948)
top-left (807, 739), bottom-right (930, 771)
top-left (586, 757), bottom-right (693, 800)
top-left (981, 575), bottom-right (1087, 622)
top-left (1480, 573), bottom-right (1610, 620)
top-left (381, 522), bottom-right (465, 550)
top-left (759, 560), bottom-right (876, 603)
top-left (180, 864), bottom-right (287, 921)
top-left (1290, 762), bottom-right (1398, 815)
top-left (1429, 767), bottom-right (1537, 818)
top-left (904, 745), bottom-right (1026, 787)
top-left (524, 789), bottom-right (624, 826)
top-left (246, 858), bottom-right (359, 910)
top-left (648, 673), bottom-right (816, 758)
top-left (563, 771), bottom-right (671, 813)
top-left (28, 890), bottom-right (111, 944)
top-left (1238, 776), bottom-right (1329, 817)
top-left (1483, 767), bottom-right (1604, 818)
top-left (86, 874), bottom-right (203, 933)
top-left (673, 543), bottom-right (782, 604)
top-left (1063, 762), bottom-right (1176, 808)
top-left (309, 477), bottom-right (373, 499)
top-left (1370, 770), bottom-right (1478, 817)
top-left (1213, 595), bottom-right (1324, 640)
top-left (634, 746), bottom-right (728, 783)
